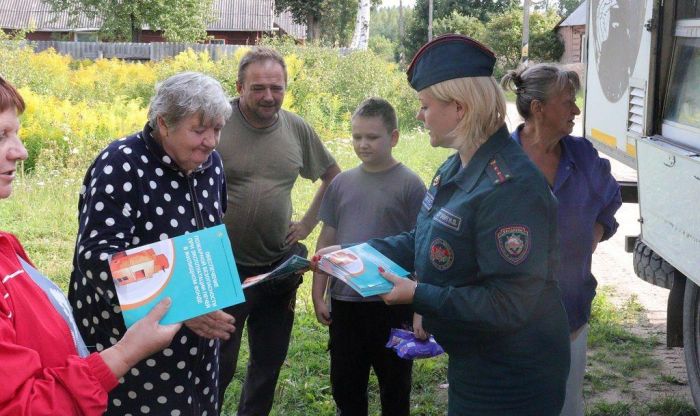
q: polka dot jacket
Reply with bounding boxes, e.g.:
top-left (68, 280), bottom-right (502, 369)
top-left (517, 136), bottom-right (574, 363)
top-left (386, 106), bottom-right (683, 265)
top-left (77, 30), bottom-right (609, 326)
top-left (68, 123), bottom-right (227, 416)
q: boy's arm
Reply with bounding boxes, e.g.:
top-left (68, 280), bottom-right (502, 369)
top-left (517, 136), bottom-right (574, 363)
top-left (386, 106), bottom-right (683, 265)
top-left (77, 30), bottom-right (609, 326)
top-left (312, 223), bottom-right (337, 325)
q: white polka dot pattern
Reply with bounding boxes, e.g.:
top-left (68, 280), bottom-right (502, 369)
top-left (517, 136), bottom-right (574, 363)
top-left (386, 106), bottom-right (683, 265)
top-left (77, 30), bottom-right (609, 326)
top-left (67, 126), bottom-right (226, 414)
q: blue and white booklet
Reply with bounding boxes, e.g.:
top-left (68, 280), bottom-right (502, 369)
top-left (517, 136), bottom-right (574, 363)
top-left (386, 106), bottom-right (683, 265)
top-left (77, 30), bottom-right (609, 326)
top-left (108, 224), bottom-right (244, 327)
top-left (318, 243), bottom-right (410, 297)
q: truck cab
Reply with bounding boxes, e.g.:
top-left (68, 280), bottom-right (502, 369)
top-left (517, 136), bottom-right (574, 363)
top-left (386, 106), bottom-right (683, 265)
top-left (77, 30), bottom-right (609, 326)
top-left (584, 0), bottom-right (700, 407)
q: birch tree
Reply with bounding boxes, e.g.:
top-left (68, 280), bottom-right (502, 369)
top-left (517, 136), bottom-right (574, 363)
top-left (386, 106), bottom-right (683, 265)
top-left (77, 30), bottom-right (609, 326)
top-left (350, 0), bottom-right (372, 49)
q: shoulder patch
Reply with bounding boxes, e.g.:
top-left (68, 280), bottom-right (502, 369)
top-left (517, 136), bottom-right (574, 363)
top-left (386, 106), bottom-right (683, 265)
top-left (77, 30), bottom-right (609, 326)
top-left (495, 225), bottom-right (530, 265)
top-left (430, 238), bottom-right (454, 271)
top-left (485, 155), bottom-right (513, 185)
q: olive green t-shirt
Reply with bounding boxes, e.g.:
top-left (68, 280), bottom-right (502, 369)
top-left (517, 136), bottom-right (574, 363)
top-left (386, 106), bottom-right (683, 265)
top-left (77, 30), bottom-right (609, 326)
top-left (218, 99), bottom-right (336, 267)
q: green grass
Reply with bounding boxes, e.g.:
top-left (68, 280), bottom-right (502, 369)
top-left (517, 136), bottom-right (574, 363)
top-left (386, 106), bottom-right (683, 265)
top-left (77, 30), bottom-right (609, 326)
top-left (586, 288), bottom-right (659, 397)
top-left (583, 288), bottom-right (696, 415)
top-left (586, 397), bottom-right (697, 416)
top-left (644, 396), bottom-right (697, 416)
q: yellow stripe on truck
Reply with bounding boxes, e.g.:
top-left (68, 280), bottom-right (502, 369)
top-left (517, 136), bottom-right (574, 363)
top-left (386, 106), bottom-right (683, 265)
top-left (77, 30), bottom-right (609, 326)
top-left (626, 143), bottom-right (637, 158)
top-left (591, 128), bottom-right (617, 147)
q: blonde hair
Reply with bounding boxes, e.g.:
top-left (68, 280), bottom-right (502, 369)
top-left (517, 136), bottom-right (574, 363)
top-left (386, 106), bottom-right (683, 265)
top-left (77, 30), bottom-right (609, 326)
top-left (427, 76), bottom-right (506, 150)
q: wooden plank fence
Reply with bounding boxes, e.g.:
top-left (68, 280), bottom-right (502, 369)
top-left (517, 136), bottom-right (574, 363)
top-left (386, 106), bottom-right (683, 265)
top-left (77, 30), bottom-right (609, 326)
top-left (26, 41), bottom-right (240, 61)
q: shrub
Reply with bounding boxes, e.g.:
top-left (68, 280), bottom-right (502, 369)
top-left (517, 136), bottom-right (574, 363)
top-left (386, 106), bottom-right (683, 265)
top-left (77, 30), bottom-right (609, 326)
top-left (4, 42), bottom-right (420, 176)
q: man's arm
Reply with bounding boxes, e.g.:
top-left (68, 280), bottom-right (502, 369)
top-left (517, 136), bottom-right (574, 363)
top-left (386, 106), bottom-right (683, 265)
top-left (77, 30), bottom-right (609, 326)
top-left (312, 223), bottom-right (338, 325)
top-left (286, 163), bottom-right (341, 245)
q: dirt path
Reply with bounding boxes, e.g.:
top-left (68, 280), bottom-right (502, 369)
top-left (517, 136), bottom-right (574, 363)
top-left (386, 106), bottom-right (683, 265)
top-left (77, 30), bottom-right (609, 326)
top-left (591, 197), bottom-right (693, 407)
top-left (505, 104), bottom-right (695, 410)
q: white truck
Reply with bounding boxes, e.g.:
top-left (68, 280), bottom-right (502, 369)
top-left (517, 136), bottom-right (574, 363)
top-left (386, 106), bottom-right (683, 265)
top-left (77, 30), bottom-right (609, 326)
top-left (583, 0), bottom-right (700, 406)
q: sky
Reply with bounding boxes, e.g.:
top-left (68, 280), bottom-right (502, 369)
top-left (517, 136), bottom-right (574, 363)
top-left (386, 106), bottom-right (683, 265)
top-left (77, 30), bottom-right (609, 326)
top-left (378, 0), bottom-right (417, 9)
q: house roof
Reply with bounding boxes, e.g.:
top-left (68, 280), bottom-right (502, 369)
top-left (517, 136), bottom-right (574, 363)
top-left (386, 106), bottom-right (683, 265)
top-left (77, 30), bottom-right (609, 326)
top-left (208, 0), bottom-right (274, 31)
top-left (0, 0), bottom-right (100, 30)
top-left (275, 10), bottom-right (306, 39)
top-left (0, 0), bottom-right (305, 38)
top-left (558, 0), bottom-right (587, 27)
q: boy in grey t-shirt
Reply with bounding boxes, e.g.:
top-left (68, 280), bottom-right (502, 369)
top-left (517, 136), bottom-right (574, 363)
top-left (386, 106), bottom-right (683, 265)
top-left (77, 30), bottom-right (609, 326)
top-left (312, 98), bottom-right (426, 415)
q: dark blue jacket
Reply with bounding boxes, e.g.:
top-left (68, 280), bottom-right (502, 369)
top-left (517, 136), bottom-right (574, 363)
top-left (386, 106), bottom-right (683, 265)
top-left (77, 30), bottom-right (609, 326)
top-left (370, 126), bottom-right (570, 415)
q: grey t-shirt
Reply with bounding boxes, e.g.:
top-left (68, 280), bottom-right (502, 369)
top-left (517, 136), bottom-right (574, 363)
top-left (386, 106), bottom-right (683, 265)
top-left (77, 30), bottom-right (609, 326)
top-left (319, 163), bottom-right (426, 301)
top-left (218, 99), bottom-right (336, 266)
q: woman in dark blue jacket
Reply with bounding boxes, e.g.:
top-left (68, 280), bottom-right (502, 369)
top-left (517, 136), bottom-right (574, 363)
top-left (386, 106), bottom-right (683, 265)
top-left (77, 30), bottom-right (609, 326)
top-left (317, 35), bottom-right (571, 415)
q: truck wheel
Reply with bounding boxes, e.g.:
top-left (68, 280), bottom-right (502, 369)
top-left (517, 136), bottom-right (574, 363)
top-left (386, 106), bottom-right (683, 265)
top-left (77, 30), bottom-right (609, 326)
top-left (683, 279), bottom-right (700, 408)
top-left (633, 239), bottom-right (676, 289)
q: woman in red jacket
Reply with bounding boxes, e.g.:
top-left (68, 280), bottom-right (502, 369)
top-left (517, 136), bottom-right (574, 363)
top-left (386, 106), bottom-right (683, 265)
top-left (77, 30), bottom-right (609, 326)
top-left (0, 76), bottom-right (181, 415)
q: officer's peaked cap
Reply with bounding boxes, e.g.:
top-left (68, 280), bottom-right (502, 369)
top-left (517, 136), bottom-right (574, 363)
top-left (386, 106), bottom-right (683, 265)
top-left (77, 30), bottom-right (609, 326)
top-left (407, 34), bottom-right (496, 92)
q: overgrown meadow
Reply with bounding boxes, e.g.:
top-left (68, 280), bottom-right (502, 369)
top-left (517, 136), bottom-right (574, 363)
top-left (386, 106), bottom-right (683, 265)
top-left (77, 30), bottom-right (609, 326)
top-left (0, 42), bottom-right (677, 415)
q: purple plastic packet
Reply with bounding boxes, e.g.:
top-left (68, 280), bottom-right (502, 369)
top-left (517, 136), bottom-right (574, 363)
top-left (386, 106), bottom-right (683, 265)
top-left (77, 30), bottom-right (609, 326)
top-left (385, 328), bottom-right (445, 360)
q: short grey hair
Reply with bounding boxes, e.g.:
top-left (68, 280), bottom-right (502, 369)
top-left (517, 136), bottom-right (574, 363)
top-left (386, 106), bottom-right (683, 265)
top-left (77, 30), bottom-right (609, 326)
top-left (500, 64), bottom-right (580, 120)
top-left (147, 72), bottom-right (232, 129)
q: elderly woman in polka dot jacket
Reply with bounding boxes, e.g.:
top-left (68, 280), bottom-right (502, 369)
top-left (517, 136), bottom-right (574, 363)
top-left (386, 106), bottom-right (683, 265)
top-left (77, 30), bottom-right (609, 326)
top-left (0, 76), bottom-right (181, 415)
top-left (68, 72), bottom-right (237, 416)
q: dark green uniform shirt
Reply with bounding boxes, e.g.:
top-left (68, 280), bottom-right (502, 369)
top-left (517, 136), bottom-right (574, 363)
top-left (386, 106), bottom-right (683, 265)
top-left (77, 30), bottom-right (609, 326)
top-left (369, 126), bottom-right (570, 415)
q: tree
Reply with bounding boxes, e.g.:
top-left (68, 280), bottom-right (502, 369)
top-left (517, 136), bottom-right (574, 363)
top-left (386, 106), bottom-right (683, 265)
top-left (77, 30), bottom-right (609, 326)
top-left (350, 0), bottom-right (372, 49)
top-left (433, 11), bottom-right (486, 40)
top-left (558, 0), bottom-right (584, 17)
top-left (277, 0), bottom-right (381, 45)
top-left (46, 0), bottom-right (214, 42)
top-left (485, 7), bottom-right (564, 78)
top-left (404, 0), bottom-right (517, 61)
top-left (529, 9), bottom-right (565, 62)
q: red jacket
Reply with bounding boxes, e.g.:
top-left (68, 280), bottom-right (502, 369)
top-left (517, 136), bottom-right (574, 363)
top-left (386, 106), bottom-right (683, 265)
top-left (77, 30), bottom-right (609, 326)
top-left (0, 231), bottom-right (118, 415)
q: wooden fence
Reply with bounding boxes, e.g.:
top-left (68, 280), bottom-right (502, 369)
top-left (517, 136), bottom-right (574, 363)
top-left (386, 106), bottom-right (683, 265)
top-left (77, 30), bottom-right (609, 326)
top-left (27, 41), bottom-right (240, 61)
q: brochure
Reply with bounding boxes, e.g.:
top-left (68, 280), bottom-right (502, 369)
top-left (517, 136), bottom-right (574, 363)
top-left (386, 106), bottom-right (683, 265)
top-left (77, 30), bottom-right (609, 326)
top-left (318, 243), bottom-right (410, 297)
top-left (109, 224), bottom-right (244, 327)
top-left (242, 255), bottom-right (311, 289)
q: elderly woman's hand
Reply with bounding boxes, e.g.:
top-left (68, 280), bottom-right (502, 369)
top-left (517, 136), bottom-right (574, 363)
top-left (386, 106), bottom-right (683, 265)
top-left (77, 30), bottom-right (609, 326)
top-left (184, 310), bottom-right (236, 340)
top-left (379, 268), bottom-right (417, 305)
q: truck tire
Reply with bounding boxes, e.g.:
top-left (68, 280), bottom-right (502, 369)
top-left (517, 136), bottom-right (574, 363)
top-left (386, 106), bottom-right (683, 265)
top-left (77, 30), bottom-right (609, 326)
top-left (633, 239), bottom-right (676, 289)
top-left (683, 279), bottom-right (700, 409)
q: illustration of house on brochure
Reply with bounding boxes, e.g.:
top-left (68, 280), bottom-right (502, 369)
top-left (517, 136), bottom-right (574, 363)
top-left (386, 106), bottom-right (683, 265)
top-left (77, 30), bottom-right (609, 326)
top-left (110, 249), bottom-right (170, 286)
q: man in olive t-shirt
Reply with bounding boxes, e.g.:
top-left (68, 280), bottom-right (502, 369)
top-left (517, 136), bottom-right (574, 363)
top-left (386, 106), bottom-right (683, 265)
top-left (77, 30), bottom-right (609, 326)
top-left (216, 47), bottom-right (340, 416)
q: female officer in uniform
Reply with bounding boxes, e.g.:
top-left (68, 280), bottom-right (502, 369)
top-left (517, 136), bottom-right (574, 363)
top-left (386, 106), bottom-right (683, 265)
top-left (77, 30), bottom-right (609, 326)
top-left (315, 35), bottom-right (570, 415)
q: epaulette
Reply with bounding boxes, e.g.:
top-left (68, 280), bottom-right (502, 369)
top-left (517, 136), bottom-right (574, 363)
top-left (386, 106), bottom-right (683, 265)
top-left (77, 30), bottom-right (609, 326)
top-left (485, 155), bottom-right (513, 185)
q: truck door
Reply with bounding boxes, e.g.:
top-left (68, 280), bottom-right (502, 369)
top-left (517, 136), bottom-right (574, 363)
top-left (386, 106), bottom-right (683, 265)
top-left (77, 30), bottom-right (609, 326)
top-left (584, 0), bottom-right (658, 168)
top-left (636, 5), bottom-right (700, 285)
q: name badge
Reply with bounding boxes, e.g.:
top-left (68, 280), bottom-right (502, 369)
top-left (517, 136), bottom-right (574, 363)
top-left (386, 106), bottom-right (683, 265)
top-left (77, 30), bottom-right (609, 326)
top-left (422, 192), bottom-right (434, 211)
top-left (433, 208), bottom-right (462, 232)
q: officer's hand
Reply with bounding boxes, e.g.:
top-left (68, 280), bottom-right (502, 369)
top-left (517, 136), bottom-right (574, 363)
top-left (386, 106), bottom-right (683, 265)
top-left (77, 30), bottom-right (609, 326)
top-left (378, 268), bottom-right (416, 305)
top-left (312, 291), bottom-right (332, 326)
top-left (413, 313), bottom-right (429, 340)
top-left (184, 310), bottom-right (236, 340)
top-left (310, 245), bottom-right (342, 270)
top-left (286, 221), bottom-right (312, 245)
